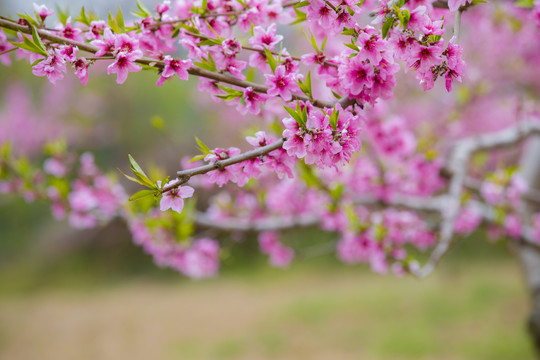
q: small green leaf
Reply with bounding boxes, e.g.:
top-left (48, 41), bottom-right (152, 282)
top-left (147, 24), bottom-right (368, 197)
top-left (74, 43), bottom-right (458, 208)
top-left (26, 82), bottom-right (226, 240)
top-left (382, 17), bottom-right (395, 39)
top-left (31, 25), bottom-right (47, 55)
top-left (344, 42), bottom-right (360, 51)
top-left (264, 48), bottom-right (277, 73)
top-left (56, 6), bottom-right (69, 25)
top-left (128, 154), bottom-right (155, 188)
top-left (401, 10), bottom-right (411, 29)
top-left (202, 0), bottom-right (208, 11)
top-left (75, 7), bottom-right (90, 25)
top-left (136, 0), bottom-right (152, 17)
top-left (321, 37), bottom-right (328, 52)
top-left (129, 189), bottom-right (155, 201)
top-left (310, 33), bottom-right (319, 52)
top-left (108, 10), bottom-right (120, 33)
top-left (283, 105), bottom-right (302, 126)
top-left (116, 6), bottom-right (125, 32)
top-left (9, 33), bottom-right (47, 57)
top-left (291, 9), bottom-right (307, 24)
top-left (190, 154), bottom-right (206, 162)
top-left (195, 137), bottom-right (211, 154)
top-left (294, 1), bottom-right (310, 8)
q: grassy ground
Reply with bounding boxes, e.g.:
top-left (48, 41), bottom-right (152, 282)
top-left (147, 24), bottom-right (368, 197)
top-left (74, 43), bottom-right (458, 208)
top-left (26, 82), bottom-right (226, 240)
top-left (0, 257), bottom-right (535, 360)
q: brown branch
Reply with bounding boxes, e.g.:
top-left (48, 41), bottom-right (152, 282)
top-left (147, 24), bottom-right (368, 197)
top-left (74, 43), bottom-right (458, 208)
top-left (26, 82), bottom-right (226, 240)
top-left (152, 1), bottom-right (300, 27)
top-left (0, 18), bottom-right (334, 109)
top-left (161, 138), bottom-right (286, 193)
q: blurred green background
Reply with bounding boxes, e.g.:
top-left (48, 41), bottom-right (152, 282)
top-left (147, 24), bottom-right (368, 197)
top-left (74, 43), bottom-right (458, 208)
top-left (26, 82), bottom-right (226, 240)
top-left (0, 3), bottom-right (536, 358)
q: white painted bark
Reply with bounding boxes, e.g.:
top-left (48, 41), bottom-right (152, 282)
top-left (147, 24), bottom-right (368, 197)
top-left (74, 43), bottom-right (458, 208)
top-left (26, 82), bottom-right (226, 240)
top-left (517, 136), bottom-right (540, 355)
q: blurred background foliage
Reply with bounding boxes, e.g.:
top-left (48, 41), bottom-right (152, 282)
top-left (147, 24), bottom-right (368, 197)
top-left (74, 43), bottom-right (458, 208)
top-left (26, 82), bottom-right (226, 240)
top-left (0, 1), bottom-right (536, 359)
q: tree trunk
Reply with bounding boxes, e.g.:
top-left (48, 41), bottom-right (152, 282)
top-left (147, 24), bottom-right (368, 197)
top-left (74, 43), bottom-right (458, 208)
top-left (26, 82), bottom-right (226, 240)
top-left (517, 136), bottom-right (540, 357)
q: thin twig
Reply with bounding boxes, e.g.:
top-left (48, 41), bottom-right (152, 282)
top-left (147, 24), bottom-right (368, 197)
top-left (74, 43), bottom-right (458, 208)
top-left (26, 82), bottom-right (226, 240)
top-left (161, 138), bottom-right (286, 192)
top-left (0, 47), bottom-right (16, 56)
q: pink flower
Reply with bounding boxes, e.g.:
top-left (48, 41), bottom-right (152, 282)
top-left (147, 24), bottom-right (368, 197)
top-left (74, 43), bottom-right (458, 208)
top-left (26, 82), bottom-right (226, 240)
top-left (259, 231), bottom-right (294, 268)
top-left (113, 34), bottom-right (142, 57)
top-left (69, 186), bottom-right (97, 212)
top-left (180, 238), bottom-right (220, 279)
top-left (504, 213), bottom-right (522, 239)
top-left (306, 0), bottom-right (334, 29)
top-left (481, 181), bottom-right (505, 205)
top-left (91, 28), bottom-right (116, 57)
top-left (407, 41), bottom-right (445, 74)
top-left (33, 3), bottom-right (54, 22)
top-left (160, 181), bottom-right (195, 213)
top-left (221, 39), bottom-right (242, 57)
top-left (86, 20), bottom-right (107, 40)
top-left (448, 0), bottom-right (472, 12)
top-left (237, 87), bottom-right (268, 115)
top-left (32, 50), bottom-right (66, 85)
top-left (264, 65), bottom-right (299, 101)
top-left (56, 18), bottom-right (83, 42)
top-left (156, 55), bottom-right (192, 86)
top-left (249, 23), bottom-right (283, 50)
top-left (454, 205), bottom-right (482, 234)
top-left (43, 157), bottom-right (67, 177)
top-left (107, 52), bottom-right (142, 84)
top-left (69, 211), bottom-right (97, 229)
top-left (156, 0), bottom-right (171, 14)
top-left (0, 30), bottom-right (12, 66)
top-left (338, 56), bottom-right (375, 96)
top-left (73, 58), bottom-right (90, 86)
top-left (58, 45), bottom-right (78, 62)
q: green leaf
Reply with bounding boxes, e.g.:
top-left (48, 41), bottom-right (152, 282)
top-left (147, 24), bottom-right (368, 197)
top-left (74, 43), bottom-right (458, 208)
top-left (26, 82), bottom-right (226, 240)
top-left (202, 0), bottom-right (208, 12)
top-left (129, 189), bottom-right (155, 201)
top-left (195, 137), bottom-right (211, 154)
top-left (190, 154), bottom-right (206, 162)
top-left (401, 9), bottom-right (411, 29)
top-left (128, 154), bottom-right (155, 188)
top-left (294, 1), bottom-right (310, 8)
top-left (283, 105), bottom-right (302, 126)
top-left (297, 71), bottom-right (313, 100)
top-left (341, 28), bottom-right (357, 37)
top-left (56, 6), bottom-right (69, 25)
top-left (329, 107), bottom-right (339, 130)
top-left (291, 9), bottom-right (307, 24)
top-left (321, 37), bottom-right (328, 52)
top-left (136, 0), bottom-right (152, 17)
top-left (9, 33), bottom-right (47, 57)
top-left (108, 10), bottom-right (120, 33)
top-left (116, 6), bottom-right (125, 32)
top-left (264, 48), bottom-right (277, 73)
top-left (310, 33), bottom-right (319, 52)
top-left (382, 17), bottom-right (395, 39)
top-left (31, 25), bottom-right (47, 55)
top-left (75, 7), bottom-right (90, 26)
top-left (198, 38), bottom-right (222, 46)
top-left (344, 42), bottom-right (360, 51)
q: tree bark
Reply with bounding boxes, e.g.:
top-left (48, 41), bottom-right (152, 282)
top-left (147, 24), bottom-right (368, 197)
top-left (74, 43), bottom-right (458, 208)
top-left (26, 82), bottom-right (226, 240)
top-left (517, 136), bottom-right (540, 357)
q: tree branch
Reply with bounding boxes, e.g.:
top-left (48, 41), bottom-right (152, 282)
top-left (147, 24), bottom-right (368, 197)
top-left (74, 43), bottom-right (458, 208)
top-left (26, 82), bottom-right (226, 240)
top-left (413, 120), bottom-right (540, 278)
top-left (161, 138), bottom-right (286, 192)
top-left (0, 19), bottom-right (334, 109)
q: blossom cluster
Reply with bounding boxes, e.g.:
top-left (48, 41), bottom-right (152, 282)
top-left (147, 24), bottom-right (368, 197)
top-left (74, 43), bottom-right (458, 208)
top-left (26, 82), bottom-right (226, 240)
top-left (1, 0), bottom-right (540, 280)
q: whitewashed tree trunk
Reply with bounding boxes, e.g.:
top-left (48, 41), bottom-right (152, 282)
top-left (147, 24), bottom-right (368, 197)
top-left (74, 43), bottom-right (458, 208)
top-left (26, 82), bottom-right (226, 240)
top-left (518, 136), bottom-right (540, 356)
